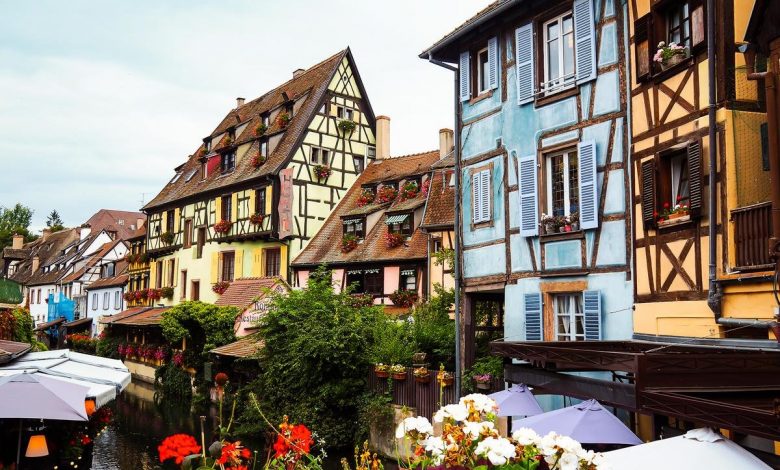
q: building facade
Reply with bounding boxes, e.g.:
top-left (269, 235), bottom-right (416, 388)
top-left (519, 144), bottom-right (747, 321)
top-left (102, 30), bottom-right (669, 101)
top-left (143, 49), bottom-right (377, 305)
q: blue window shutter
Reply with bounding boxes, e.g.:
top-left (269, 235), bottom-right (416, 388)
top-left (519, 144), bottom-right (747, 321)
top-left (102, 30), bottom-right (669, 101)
top-left (583, 290), bottom-right (601, 340)
top-left (459, 51), bottom-right (471, 101)
top-left (574, 0), bottom-right (597, 84)
top-left (472, 173), bottom-right (481, 223)
top-left (488, 36), bottom-right (499, 90)
top-left (577, 140), bottom-right (598, 230)
top-left (515, 23), bottom-right (535, 105)
top-left (519, 154), bottom-right (539, 236)
top-left (480, 170), bottom-right (491, 222)
top-left (524, 293), bottom-right (543, 341)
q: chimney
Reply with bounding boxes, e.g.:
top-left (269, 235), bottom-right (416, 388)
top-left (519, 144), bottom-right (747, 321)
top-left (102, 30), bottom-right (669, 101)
top-left (236, 97), bottom-right (245, 108)
top-left (11, 233), bottom-right (23, 250)
top-left (293, 68), bottom-right (306, 78)
top-left (41, 228), bottom-right (51, 241)
top-left (80, 224), bottom-right (91, 240)
top-left (439, 128), bottom-right (454, 160)
top-left (376, 115), bottom-right (391, 159)
top-left (136, 218), bottom-right (145, 230)
top-left (31, 256), bottom-right (40, 273)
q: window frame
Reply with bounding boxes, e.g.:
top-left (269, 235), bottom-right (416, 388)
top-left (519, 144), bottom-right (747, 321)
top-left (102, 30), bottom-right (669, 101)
top-left (543, 147), bottom-right (580, 218)
top-left (541, 10), bottom-right (577, 96)
top-left (264, 248), bottom-right (281, 277)
top-left (343, 217), bottom-right (366, 240)
top-left (102, 291), bottom-right (109, 310)
top-left (166, 210), bottom-right (175, 234)
top-left (92, 293), bottom-right (98, 310)
top-left (476, 47), bottom-right (490, 94)
top-left (552, 292), bottom-right (585, 341)
top-left (255, 187), bottom-right (267, 216)
top-left (471, 163), bottom-right (493, 226)
top-left (399, 267), bottom-right (418, 292)
top-left (183, 219), bottom-right (193, 248)
top-left (221, 151), bottom-right (236, 173)
top-left (221, 195), bottom-right (232, 222)
top-left (114, 290), bottom-right (120, 309)
top-left (220, 251), bottom-right (235, 282)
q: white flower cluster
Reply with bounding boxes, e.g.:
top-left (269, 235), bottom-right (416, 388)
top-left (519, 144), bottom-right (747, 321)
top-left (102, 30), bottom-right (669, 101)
top-left (395, 416), bottom-right (434, 439)
top-left (474, 436), bottom-right (517, 465)
top-left (516, 427), bottom-right (609, 470)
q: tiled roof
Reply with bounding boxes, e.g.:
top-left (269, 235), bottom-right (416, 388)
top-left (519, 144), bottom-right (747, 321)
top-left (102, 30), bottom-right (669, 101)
top-left (0, 340), bottom-right (31, 364)
top-left (292, 151), bottom-right (441, 267)
top-left (62, 316), bottom-right (93, 329)
top-left (86, 272), bottom-right (129, 290)
top-left (343, 202), bottom-right (390, 217)
top-left (126, 225), bottom-right (146, 241)
top-left (420, 1), bottom-right (514, 60)
top-left (2, 248), bottom-right (30, 260)
top-left (421, 168), bottom-right (456, 229)
top-left (210, 337), bottom-right (263, 358)
top-left (214, 277), bottom-right (288, 309)
top-left (34, 317), bottom-right (65, 331)
top-left (100, 306), bottom-right (149, 324)
top-left (58, 240), bottom-right (124, 285)
top-left (7, 229), bottom-right (80, 286)
top-left (143, 50), bottom-right (350, 210)
top-left (85, 209), bottom-right (146, 240)
top-left (110, 307), bottom-right (169, 327)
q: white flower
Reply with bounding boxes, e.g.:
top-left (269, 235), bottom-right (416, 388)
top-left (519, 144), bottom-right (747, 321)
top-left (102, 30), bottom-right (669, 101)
top-left (463, 420), bottom-right (496, 438)
top-left (511, 427), bottom-right (540, 446)
top-left (557, 451), bottom-right (581, 470)
top-left (459, 394), bottom-right (499, 415)
top-left (422, 435), bottom-right (446, 463)
top-left (555, 435), bottom-right (582, 455)
top-left (474, 437), bottom-right (516, 466)
top-left (540, 432), bottom-right (559, 456)
top-left (658, 41), bottom-right (666, 48)
top-left (433, 403), bottom-right (469, 423)
top-left (395, 416), bottom-right (433, 439)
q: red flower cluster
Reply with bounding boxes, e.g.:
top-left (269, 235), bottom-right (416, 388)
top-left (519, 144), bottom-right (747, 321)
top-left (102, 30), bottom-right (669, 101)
top-left (158, 434), bottom-right (201, 465)
top-left (273, 416), bottom-right (313, 460)
top-left (217, 441), bottom-right (252, 468)
top-left (215, 372), bottom-right (229, 386)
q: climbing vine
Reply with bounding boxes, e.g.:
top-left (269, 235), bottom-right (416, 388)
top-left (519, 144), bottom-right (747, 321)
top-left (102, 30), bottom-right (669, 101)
top-left (160, 301), bottom-right (238, 357)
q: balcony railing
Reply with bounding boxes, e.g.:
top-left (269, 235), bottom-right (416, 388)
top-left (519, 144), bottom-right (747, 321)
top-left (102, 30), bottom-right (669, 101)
top-left (732, 202), bottom-right (773, 271)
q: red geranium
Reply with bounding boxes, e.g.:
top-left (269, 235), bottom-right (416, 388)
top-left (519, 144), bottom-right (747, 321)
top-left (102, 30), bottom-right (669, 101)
top-left (273, 416), bottom-right (313, 460)
top-left (217, 441), bottom-right (252, 466)
top-left (158, 434), bottom-right (201, 465)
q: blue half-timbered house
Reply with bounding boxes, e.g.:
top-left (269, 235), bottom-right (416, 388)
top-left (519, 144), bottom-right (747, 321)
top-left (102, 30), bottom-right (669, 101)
top-left (422, 0), bottom-right (634, 393)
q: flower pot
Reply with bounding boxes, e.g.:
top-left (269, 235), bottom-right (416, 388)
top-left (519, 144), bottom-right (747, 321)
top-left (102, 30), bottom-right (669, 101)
top-left (564, 224), bottom-right (572, 232)
top-left (375, 370), bottom-right (389, 379)
top-left (558, 226), bottom-right (566, 233)
top-left (392, 372), bottom-right (407, 381)
top-left (661, 52), bottom-right (687, 70)
top-left (415, 375), bottom-right (431, 384)
top-left (476, 382), bottom-right (491, 391)
top-left (667, 212), bottom-right (684, 220)
top-left (572, 222), bottom-right (580, 231)
top-left (545, 223), bottom-right (555, 234)
top-left (439, 377), bottom-right (454, 387)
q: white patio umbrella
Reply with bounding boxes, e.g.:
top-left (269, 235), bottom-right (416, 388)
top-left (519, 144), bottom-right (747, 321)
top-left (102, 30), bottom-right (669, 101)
top-left (601, 428), bottom-right (771, 469)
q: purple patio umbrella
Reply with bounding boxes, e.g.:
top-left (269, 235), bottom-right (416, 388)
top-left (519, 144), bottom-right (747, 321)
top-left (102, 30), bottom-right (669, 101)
top-left (513, 399), bottom-right (642, 445)
top-left (488, 384), bottom-right (544, 417)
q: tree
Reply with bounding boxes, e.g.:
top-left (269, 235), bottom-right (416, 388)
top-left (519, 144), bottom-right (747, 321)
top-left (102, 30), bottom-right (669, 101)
top-left (46, 210), bottom-right (64, 232)
top-left (0, 203), bottom-right (36, 251)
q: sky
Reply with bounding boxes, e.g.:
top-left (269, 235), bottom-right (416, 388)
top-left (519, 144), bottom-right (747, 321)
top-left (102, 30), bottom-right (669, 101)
top-left (0, 0), bottom-right (492, 232)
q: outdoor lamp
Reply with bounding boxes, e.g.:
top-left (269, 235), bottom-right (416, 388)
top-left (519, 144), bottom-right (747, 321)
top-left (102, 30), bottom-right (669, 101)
top-left (85, 398), bottom-right (96, 416)
top-left (25, 434), bottom-right (49, 458)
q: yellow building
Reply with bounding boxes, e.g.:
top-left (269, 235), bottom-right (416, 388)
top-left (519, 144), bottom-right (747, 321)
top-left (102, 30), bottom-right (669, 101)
top-left (142, 49), bottom-right (377, 305)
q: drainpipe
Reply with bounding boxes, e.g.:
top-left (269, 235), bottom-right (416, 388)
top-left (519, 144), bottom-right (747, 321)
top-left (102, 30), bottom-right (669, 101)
top-left (705, 0), bottom-right (723, 318)
top-left (427, 53), bottom-right (463, 399)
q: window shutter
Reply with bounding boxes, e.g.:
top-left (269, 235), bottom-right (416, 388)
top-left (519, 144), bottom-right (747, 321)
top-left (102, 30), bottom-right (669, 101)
top-left (519, 154), bottom-right (539, 236)
top-left (459, 51), bottom-right (471, 101)
top-left (687, 141), bottom-right (703, 216)
top-left (573, 0), bottom-right (597, 84)
top-left (583, 290), bottom-right (602, 340)
top-left (515, 23), bottom-right (535, 105)
top-left (234, 249), bottom-right (244, 280)
top-left (488, 36), bottom-right (499, 90)
top-left (634, 14), bottom-right (652, 81)
top-left (524, 293), bottom-right (543, 341)
top-left (210, 252), bottom-right (219, 283)
top-left (641, 159), bottom-right (657, 228)
top-left (577, 140), bottom-right (598, 230)
top-left (480, 170), bottom-right (491, 222)
top-left (472, 173), bottom-right (482, 223)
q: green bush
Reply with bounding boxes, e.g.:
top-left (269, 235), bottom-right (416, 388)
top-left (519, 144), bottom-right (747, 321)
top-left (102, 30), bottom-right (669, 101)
top-left (369, 316), bottom-right (415, 365)
top-left (462, 355), bottom-right (504, 393)
top-left (160, 301), bottom-right (238, 358)
top-left (155, 362), bottom-right (193, 401)
top-left (96, 333), bottom-right (121, 359)
top-left (410, 285), bottom-right (455, 369)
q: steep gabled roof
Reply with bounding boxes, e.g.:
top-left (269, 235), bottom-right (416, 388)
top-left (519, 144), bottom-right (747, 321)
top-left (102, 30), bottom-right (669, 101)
top-left (143, 49), bottom-right (368, 211)
top-left (421, 167), bottom-right (456, 229)
top-left (292, 151), bottom-right (441, 267)
top-left (5, 229), bottom-right (80, 285)
top-left (214, 277), bottom-right (289, 310)
top-left (85, 209), bottom-right (146, 240)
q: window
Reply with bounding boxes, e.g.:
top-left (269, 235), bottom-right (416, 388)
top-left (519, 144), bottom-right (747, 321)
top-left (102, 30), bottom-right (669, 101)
top-left (220, 251), bottom-right (235, 282)
top-left (545, 149), bottom-right (579, 217)
top-left (346, 268), bottom-right (383, 294)
top-left (353, 155), bottom-right (364, 173)
top-left (641, 141), bottom-right (702, 228)
top-left (346, 270), bottom-right (365, 293)
top-left (261, 113), bottom-right (270, 128)
top-left (91, 293), bottom-right (97, 310)
top-left (311, 147), bottom-right (321, 164)
top-left (103, 292), bottom-right (109, 310)
top-left (311, 147), bottom-right (330, 165)
top-left (102, 263), bottom-right (115, 278)
top-left (221, 195), bottom-right (232, 221)
top-left (260, 139), bottom-right (268, 158)
top-left (191, 280), bottom-right (200, 301)
top-left (195, 227), bottom-right (206, 259)
top-left (666, 1), bottom-right (692, 49)
top-left (114, 291), bottom-right (120, 309)
top-left (477, 48), bottom-right (490, 93)
top-left (168, 259), bottom-right (175, 287)
top-left (335, 105), bottom-right (345, 119)
top-left (166, 210), bottom-right (175, 234)
top-left (343, 218), bottom-right (365, 239)
top-left (180, 270), bottom-right (187, 299)
top-left (367, 146), bottom-right (376, 160)
top-left (264, 248), bottom-right (281, 277)
top-left (553, 293), bottom-right (585, 341)
top-left (255, 188), bottom-right (267, 215)
top-left (542, 12), bottom-right (576, 94)
top-left (432, 238), bottom-right (443, 253)
top-left (634, 1), bottom-right (704, 81)
top-left (387, 213), bottom-right (413, 237)
top-left (345, 108), bottom-right (354, 121)
top-left (399, 268), bottom-right (417, 292)
top-left (459, 37), bottom-right (498, 101)
top-left (183, 219), bottom-right (193, 248)
top-left (204, 138), bottom-right (212, 152)
top-left (221, 151), bottom-right (236, 173)
top-left (201, 161), bottom-right (207, 180)
top-left (472, 169), bottom-right (491, 224)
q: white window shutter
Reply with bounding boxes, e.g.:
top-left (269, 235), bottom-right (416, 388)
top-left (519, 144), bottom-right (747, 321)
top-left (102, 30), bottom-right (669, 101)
top-left (577, 140), bottom-right (598, 230)
top-left (480, 170), bottom-right (491, 222)
top-left (573, 0), bottom-right (597, 84)
top-left (524, 293), bottom-right (543, 341)
top-left (583, 290), bottom-right (601, 340)
top-left (459, 51), bottom-right (471, 101)
top-left (488, 36), bottom-right (499, 90)
top-left (472, 173), bottom-right (481, 223)
top-left (518, 154), bottom-right (539, 236)
top-left (515, 23), bottom-right (535, 105)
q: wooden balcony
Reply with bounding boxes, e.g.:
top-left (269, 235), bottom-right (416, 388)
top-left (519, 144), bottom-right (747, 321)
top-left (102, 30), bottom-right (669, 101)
top-left (731, 202), bottom-right (774, 271)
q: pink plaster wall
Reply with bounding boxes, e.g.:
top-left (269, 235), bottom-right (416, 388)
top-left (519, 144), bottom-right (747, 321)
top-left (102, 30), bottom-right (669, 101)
top-left (384, 266), bottom-right (399, 295)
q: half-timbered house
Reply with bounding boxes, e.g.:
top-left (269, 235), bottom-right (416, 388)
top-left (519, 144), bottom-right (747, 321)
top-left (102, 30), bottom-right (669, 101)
top-left (142, 49), bottom-right (376, 305)
top-left (422, 0), bottom-right (633, 376)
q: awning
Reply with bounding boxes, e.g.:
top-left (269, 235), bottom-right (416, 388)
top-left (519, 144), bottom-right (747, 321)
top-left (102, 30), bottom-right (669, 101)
top-left (0, 371), bottom-right (118, 408)
top-left (62, 316), bottom-right (93, 329)
top-left (34, 317), bottom-right (65, 331)
top-left (385, 214), bottom-right (409, 225)
top-left (210, 338), bottom-right (263, 359)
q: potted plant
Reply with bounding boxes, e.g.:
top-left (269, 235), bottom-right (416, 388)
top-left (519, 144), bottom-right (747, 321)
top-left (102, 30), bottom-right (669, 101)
top-left (541, 213), bottom-right (557, 234)
top-left (413, 366), bottom-right (430, 383)
top-left (160, 231), bottom-right (174, 245)
top-left (251, 154), bottom-right (267, 169)
top-left (356, 188), bottom-right (375, 207)
top-left (214, 219), bottom-right (232, 234)
top-left (654, 41), bottom-right (688, 70)
top-left (137, 252), bottom-right (148, 263)
top-left (341, 233), bottom-right (358, 253)
top-left (277, 112), bottom-right (291, 128)
top-left (412, 352), bottom-right (428, 365)
top-left (399, 181), bottom-right (420, 200)
top-left (437, 368), bottom-right (454, 387)
top-left (254, 123), bottom-right (267, 136)
top-left (474, 373), bottom-right (492, 390)
top-left (376, 185), bottom-right (398, 204)
top-left (212, 281), bottom-right (230, 295)
top-left (421, 178), bottom-right (431, 197)
top-left (374, 363), bottom-right (389, 378)
top-left (160, 287), bottom-right (174, 300)
top-left (249, 213), bottom-right (265, 225)
top-left (337, 119), bottom-right (356, 134)
top-left (223, 135), bottom-right (233, 147)
top-left (390, 364), bottom-right (407, 381)
top-left (385, 231), bottom-right (405, 248)
top-left (125, 253), bottom-right (136, 264)
top-left (198, 147), bottom-right (209, 158)
top-left (147, 288), bottom-right (161, 302)
top-left (389, 288), bottom-right (418, 307)
top-left (123, 292), bottom-right (134, 302)
top-left (556, 215), bottom-right (568, 233)
top-left (313, 164), bottom-right (331, 180)
top-left (568, 212), bottom-right (580, 231)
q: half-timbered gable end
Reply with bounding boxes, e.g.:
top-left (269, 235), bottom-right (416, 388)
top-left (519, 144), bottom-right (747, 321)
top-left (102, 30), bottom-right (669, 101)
top-left (422, 0), bottom-right (633, 377)
top-left (142, 49), bottom-right (376, 305)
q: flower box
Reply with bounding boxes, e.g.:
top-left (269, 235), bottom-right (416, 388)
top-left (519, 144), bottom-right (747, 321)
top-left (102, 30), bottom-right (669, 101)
top-left (341, 234), bottom-right (358, 253)
top-left (313, 164), bottom-right (331, 180)
top-left (254, 123), bottom-right (267, 136)
top-left (251, 154), bottom-right (267, 169)
top-left (376, 186), bottom-right (398, 204)
top-left (277, 112), bottom-right (291, 128)
top-left (356, 188), bottom-right (375, 207)
top-left (392, 372), bottom-right (407, 381)
top-left (214, 219), bottom-right (232, 234)
top-left (389, 289), bottom-right (418, 307)
top-left (160, 231), bottom-right (174, 245)
top-left (658, 214), bottom-right (691, 227)
top-left (212, 281), bottom-right (230, 295)
top-left (385, 232), bottom-right (405, 248)
top-left (249, 213), bottom-right (265, 225)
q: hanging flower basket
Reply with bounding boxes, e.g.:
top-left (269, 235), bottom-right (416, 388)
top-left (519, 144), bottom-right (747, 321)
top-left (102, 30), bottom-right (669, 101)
top-left (160, 287), bottom-right (174, 300)
top-left (214, 219), bottom-right (232, 234)
top-left (374, 363), bottom-right (389, 378)
top-left (212, 281), bottom-right (230, 295)
top-left (277, 112), bottom-right (291, 128)
top-left (251, 154), bottom-right (267, 169)
top-left (133, 291), bottom-right (143, 301)
top-left (147, 288), bottom-right (161, 302)
top-left (223, 135), bottom-right (233, 147)
top-left (413, 367), bottom-right (431, 383)
top-left (249, 213), bottom-right (265, 225)
top-left (437, 370), bottom-right (454, 387)
top-left (399, 181), bottom-right (420, 200)
top-left (389, 364), bottom-right (407, 381)
top-left (337, 119), bottom-right (356, 134)
top-left (376, 185), bottom-right (398, 204)
top-left (341, 234), bottom-right (358, 253)
top-left (421, 178), bottom-right (431, 197)
top-left (160, 231), bottom-right (174, 245)
top-left (313, 164), bottom-right (331, 180)
top-left (389, 289), bottom-right (418, 308)
top-left (356, 188), bottom-right (375, 207)
top-left (384, 231), bottom-right (405, 248)
top-left (254, 123), bottom-right (267, 136)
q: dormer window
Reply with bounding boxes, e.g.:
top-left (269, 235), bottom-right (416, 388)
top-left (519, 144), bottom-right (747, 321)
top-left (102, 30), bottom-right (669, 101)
top-left (343, 218), bottom-right (365, 239)
top-left (260, 139), bottom-right (269, 158)
top-left (221, 151), bottom-right (236, 173)
top-left (102, 262), bottom-right (115, 278)
top-left (386, 213), bottom-right (413, 237)
top-left (262, 113), bottom-right (270, 128)
top-left (204, 138), bottom-right (212, 152)
top-left (228, 128), bottom-right (236, 140)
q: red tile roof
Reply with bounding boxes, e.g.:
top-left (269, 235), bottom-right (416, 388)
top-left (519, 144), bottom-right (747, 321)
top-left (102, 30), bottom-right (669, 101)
top-left (5, 229), bottom-right (80, 285)
top-left (0, 340), bottom-right (31, 364)
top-left (292, 151), bottom-right (442, 267)
top-left (85, 209), bottom-right (146, 240)
top-left (100, 306), bottom-right (149, 324)
top-left (214, 277), bottom-right (289, 309)
top-left (421, 169), bottom-right (456, 229)
top-left (210, 337), bottom-right (263, 359)
top-left (110, 307), bottom-right (169, 327)
top-left (143, 49), bottom-right (357, 211)
top-left (86, 272), bottom-right (129, 290)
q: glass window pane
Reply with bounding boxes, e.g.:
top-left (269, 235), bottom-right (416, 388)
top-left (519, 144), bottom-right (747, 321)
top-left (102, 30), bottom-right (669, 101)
top-left (567, 152), bottom-right (579, 214)
top-left (551, 155), bottom-right (565, 216)
top-left (563, 31), bottom-right (575, 77)
top-left (547, 21), bottom-right (559, 40)
top-left (548, 39), bottom-right (560, 80)
top-left (563, 15), bottom-right (573, 34)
